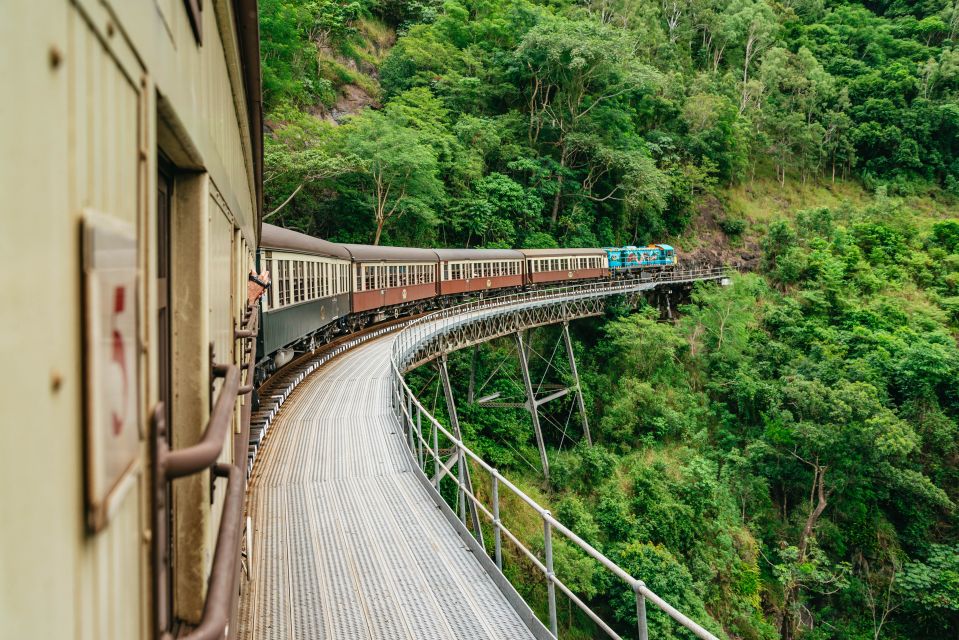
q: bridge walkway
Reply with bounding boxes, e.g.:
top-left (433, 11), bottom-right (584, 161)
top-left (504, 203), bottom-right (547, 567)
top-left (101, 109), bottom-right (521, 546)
top-left (238, 331), bottom-right (536, 640)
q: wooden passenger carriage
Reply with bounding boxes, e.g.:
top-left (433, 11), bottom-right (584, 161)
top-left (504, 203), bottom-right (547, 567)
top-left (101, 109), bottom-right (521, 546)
top-left (518, 248), bottom-right (610, 285)
top-left (343, 244), bottom-right (439, 314)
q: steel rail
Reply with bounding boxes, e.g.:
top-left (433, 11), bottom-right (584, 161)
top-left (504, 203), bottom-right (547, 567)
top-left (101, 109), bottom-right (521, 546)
top-left (390, 268), bottom-right (727, 640)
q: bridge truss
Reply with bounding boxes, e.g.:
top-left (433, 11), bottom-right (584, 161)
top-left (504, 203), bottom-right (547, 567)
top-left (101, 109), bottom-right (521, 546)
top-left (390, 267), bottom-right (728, 640)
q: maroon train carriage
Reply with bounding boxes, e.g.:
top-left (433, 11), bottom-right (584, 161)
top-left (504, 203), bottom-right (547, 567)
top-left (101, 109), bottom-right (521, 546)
top-left (518, 248), bottom-right (609, 285)
top-left (434, 248), bottom-right (525, 296)
top-left (343, 244), bottom-right (439, 315)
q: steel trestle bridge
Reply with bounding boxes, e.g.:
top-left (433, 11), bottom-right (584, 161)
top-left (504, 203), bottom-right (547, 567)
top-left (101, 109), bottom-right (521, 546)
top-left (239, 268), bottom-right (728, 640)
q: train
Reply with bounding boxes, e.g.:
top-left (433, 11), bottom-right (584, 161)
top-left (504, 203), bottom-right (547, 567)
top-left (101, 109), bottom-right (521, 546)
top-left (256, 224), bottom-right (677, 376)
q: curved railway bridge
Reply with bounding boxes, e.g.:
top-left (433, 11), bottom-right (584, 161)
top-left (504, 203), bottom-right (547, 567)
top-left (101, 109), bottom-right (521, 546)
top-left (239, 268), bottom-right (728, 640)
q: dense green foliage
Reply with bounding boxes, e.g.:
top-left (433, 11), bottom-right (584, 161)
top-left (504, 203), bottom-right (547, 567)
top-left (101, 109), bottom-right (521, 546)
top-left (261, 0), bottom-right (959, 245)
top-left (258, 0), bottom-right (959, 637)
top-left (410, 201), bottom-right (959, 639)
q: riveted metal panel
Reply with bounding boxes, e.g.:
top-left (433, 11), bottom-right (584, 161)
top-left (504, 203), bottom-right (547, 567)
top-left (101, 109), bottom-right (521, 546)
top-left (261, 295), bottom-right (350, 356)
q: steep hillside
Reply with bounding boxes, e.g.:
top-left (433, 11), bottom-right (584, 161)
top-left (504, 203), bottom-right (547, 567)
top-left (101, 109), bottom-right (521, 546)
top-left (258, 1), bottom-right (959, 638)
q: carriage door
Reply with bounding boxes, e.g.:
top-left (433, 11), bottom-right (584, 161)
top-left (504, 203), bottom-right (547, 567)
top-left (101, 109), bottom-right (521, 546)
top-left (154, 159), bottom-right (174, 634)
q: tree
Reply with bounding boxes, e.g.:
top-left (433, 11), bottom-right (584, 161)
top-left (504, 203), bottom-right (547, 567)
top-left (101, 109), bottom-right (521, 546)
top-left (899, 545), bottom-right (959, 634)
top-left (263, 104), bottom-right (352, 225)
top-left (720, 0), bottom-right (777, 100)
top-left (340, 110), bottom-right (445, 244)
top-left (514, 18), bottom-right (660, 227)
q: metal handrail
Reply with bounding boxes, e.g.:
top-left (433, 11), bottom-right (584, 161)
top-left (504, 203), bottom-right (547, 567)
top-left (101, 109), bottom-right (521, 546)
top-left (161, 364), bottom-right (241, 479)
top-left (389, 268), bottom-right (727, 640)
top-left (161, 463), bottom-right (244, 640)
top-left (391, 267), bottom-right (729, 371)
top-left (157, 302), bottom-right (259, 640)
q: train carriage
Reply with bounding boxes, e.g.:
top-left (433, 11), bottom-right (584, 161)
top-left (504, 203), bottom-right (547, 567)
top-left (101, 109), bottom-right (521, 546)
top-left (3, 2), bottom-right (263, 639)
top-left (344, 244), bottom-right (439, 316)
top-left (258, 224), bottom-right (352, 356)
top-left (435, 249), bottom-right (525, 296)
top-left (519, 248), bottom-right (609, 285)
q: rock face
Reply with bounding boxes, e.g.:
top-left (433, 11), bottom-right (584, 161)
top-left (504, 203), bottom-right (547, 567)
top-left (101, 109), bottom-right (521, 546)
top-left (331, 84), bottom-right (379, 121)
top-left (681, 194), bottom-right (760, 272)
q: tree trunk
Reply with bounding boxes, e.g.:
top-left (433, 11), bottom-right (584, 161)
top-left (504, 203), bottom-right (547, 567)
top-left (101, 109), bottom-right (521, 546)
top-left (373, 218), bottom-right (384, 245)
top-left (781, 464), bottom-right (830, 640)
top-left (550, 150), bottom-right (569, 228)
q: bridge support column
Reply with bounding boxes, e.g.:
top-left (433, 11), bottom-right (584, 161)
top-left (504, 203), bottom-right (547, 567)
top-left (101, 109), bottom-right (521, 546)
top-left (467, 345), bottom-right (478, 404)
top-left (515, 331), bottom-right (550, 480)
top-left (438, 354), bottom-right (484, 546)
top-left (562, 322), bottom-right (592, 446)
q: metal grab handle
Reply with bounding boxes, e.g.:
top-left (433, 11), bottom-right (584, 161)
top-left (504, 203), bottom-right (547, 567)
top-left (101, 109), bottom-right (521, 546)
top-left (161, 463), bottom-right (244, 640)
top-left (236, 303), bottom-right (259, 396)
top-left (161, 364), bottom-right (241, 479)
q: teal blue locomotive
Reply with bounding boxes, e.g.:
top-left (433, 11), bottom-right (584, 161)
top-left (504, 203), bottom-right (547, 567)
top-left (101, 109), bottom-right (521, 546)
top-left (605, 245), bottom-right (677, 273)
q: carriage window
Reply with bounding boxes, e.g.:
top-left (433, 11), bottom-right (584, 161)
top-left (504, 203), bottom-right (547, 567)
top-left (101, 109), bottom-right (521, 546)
top-left (299, 262), bottom-right (305, 301)
top-left (389, 266), bottom-right (396, 288)
top-left (287, 261), bottom-right (292, 304)
top-left (292, 261), bottom-right (299, 303)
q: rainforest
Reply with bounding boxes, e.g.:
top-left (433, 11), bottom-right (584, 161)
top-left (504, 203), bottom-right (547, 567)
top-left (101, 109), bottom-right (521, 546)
top-left (258, 0), bottom-right (959, 637)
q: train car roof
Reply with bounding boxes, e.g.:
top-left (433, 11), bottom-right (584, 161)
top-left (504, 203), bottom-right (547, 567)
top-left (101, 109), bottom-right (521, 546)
top-left (340, 244), bottom-right (439, 262)
top-left (517, 248), bottom-right (607, 257)
top-left (259, 223), bottom-right (352, 259)
top-left (433, 248), bottom-right (525, 260)
top-left (655, 244), bottom-right (675, 251)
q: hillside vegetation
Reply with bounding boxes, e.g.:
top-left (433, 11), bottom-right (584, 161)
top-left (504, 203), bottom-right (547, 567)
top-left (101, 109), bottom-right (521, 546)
top-left (258, 0), bottom-right (959, 638)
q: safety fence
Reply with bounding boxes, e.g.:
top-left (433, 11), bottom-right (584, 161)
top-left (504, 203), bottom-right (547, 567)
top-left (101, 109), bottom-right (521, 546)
top-left (389, 269), bottom-right (728, 640)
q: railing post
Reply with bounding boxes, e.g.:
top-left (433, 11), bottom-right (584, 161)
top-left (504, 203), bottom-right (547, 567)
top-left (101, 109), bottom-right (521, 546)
top-left (492, 472), bottom-right (502, 571)
top-left (406, 392), bottom-right (414, 452)
top-left (458, 442), bottom-right (467, 525)
top-left (634, 582), bottom-right (648, 640)
top-left (416, 405), bottom-right (424, 469)
top-left (543, 514), bottom-right (558, 638)
top-left (433, 422), bottom-right (440, 492)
